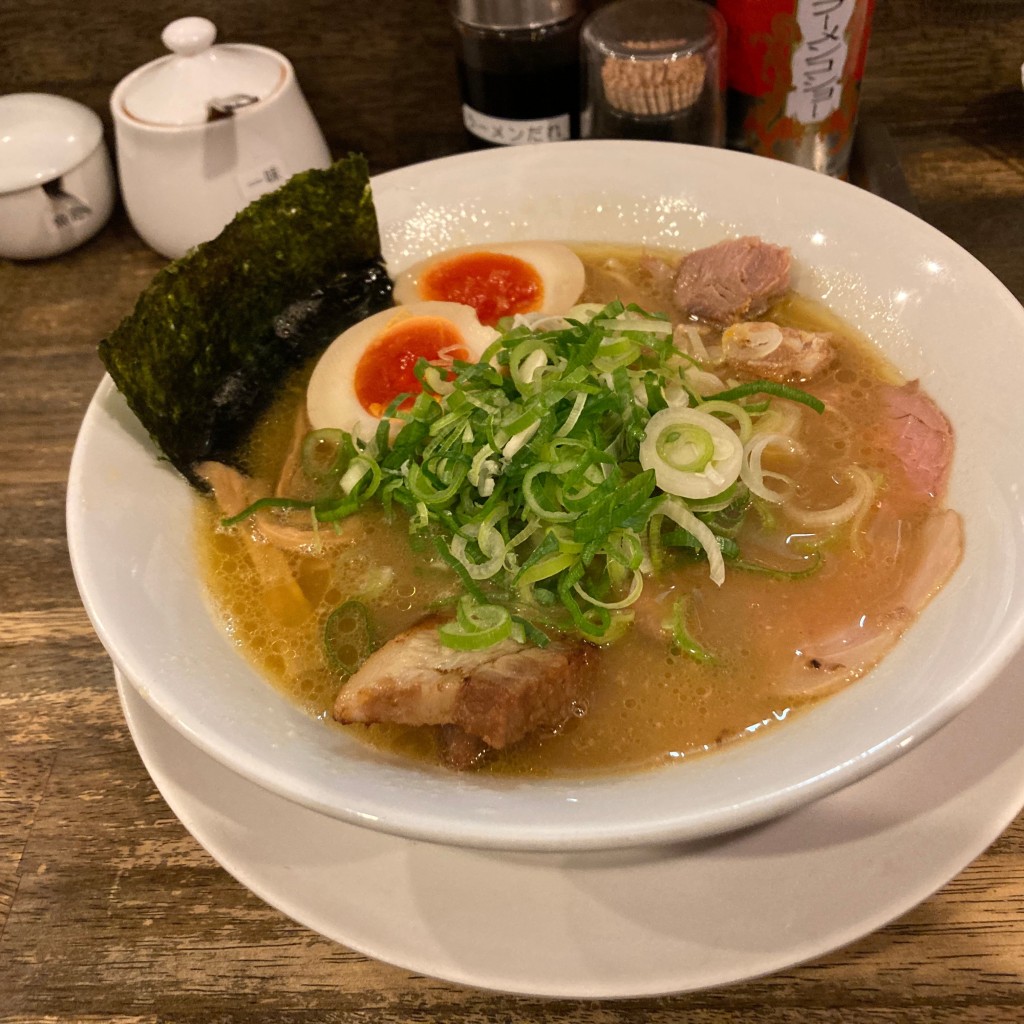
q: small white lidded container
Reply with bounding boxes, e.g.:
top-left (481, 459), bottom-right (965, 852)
top-left (0, 93), bottom-right (115, 261)
top-left (110, 17), bottom-right (332, 259)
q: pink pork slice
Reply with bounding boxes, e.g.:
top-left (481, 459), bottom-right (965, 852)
top-left (333, 617), bottom-right (588, 751)
top-left (882, 380), bottom-right (954, 499)
top-left (673, 236), bottom-right (792, 325)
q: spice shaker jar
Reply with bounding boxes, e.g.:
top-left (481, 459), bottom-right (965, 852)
top-left (451, 0), bottom-right (583, 147)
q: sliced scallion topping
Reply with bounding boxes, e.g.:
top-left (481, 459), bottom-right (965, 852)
top-left (438, 595), bottom-right (514, 650)
top-left (323, 600), bottom-right (375, 676)
top-left (228, 300), bottom-right (824, 647)
top-left (665, 596), bottom-right (715, 664)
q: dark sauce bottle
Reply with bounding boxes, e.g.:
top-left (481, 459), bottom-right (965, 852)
top-left (452, 0), bottom-right (583, 148)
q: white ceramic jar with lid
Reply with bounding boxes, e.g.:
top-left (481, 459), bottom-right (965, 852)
top-left (0, 93), bottom-right (115, 260)
top-left (111, 17), bottom-right (331, 259)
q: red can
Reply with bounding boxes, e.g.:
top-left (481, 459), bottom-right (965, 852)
top-left (717, 0), bottom-right (875, 177)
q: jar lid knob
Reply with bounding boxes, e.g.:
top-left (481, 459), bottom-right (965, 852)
top-left (161, 17), bottom-right (217, 58)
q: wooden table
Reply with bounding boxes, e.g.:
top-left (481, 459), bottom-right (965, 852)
top-left (3, 1), bottom-right (1024, 1019)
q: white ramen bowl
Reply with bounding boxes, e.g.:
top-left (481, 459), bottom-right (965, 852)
top-left (68, 141), bottom-right (1024, 852)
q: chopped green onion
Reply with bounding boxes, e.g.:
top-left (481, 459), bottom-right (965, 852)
top-left (276, 299), bottom-right (819, 647)
top-left (708, 379), bottom-right (825, 415)
top-left (438, 595), bottom-right (514, 650)
top-left (659, 497), bottom-right (726, 586)
top-left (665, 596), bottom-right (715, 664)
top-left (658, 423), bottom-right (715, 472)
top-left (640, 408), bottom-right (742, 500)
top-left (573, 568), bottom-right (644, 610)
top-left (324, 600), bottom-right (375, 676)
top-left (593, 317), bottom-right (673, 335)
top-left (733, 551), bottom-right (823, 580)
top-left (301, 428), bottom-right (350, 483)
top-left (220, 495), bottom-right (315, 528)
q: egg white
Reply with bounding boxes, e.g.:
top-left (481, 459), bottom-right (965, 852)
top-left (306, 301), bottom-right (498, 434)
top-left (392, 241), bottom-right (586, 320)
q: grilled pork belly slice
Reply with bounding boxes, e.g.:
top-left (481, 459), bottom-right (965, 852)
top-left (333, 617), bottom-right (589, 756)
top-left (673, 236), bottom-right (791, 325)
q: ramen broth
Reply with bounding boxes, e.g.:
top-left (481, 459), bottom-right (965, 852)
top-left (198, 245), bottom-right (955, 776)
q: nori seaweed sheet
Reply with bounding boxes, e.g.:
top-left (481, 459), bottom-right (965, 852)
top-left (98, 154), bottom-right (394, 486)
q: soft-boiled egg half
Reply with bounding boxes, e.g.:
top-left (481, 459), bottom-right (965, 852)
top-left (306, 301), bottom-right (498, 434)
top-left (392, 241), bottom-right (586, 327)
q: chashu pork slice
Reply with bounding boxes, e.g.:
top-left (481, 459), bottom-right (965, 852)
top-left (673, 236), bottom-right (792, 325)
top-left (721, 321), bottom-right (835, 382)
top-left (333, 617), bottom-right (589, 752)
top-left (881, 380), bottom-right (954, 500)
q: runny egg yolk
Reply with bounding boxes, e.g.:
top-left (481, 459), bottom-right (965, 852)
top-left (418, 252), bottom-right (543, 326)
top-left (354, 316), bottom-right (468, 416)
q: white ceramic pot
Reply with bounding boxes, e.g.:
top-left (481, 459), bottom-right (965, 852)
top-left (0, 93), bottom-right (115, 260)
top-left (110, 17), bottom-right (332, 259)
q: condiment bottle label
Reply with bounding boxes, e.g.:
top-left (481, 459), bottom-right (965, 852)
top-left (462, 105), bottom-right (571, 146)
top-left (785, 0), bottom-right (861, 123)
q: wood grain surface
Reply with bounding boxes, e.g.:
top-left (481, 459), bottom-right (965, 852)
top-left (3, 0), bottom-right (1024, 1019)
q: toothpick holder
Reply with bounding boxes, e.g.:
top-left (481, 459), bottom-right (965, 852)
top-left (580, 0), bottom-right (725, 146)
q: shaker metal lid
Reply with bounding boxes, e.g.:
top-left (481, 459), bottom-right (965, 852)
top-left (119, 17), bottom-right (285, 126)
top-left (452, 0), bottom-right (581, 30)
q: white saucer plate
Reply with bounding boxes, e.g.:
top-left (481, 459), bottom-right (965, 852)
top-left (116, 641), bottom-right (1024, 1000)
